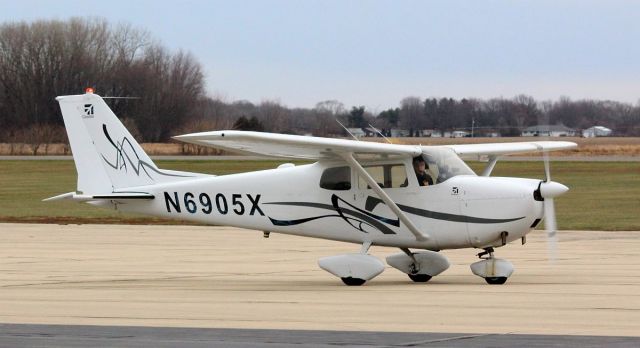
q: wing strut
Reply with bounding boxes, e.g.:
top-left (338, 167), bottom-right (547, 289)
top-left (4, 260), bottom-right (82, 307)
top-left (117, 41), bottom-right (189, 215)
top-left (480, 155), bottom-right (499, 177)
top-left (340, 153), bottom-right (430, 241)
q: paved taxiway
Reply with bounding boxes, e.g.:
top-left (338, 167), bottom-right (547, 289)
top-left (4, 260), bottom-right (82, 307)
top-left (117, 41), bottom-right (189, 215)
top-left (0, 223), bottom-right (639, 340)
top-left (1, 324), bottom-right (638, 347)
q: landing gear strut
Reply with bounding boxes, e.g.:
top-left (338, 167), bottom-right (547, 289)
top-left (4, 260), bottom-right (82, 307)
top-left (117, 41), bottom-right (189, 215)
top-left (470, 247), bottom-right (514, 285)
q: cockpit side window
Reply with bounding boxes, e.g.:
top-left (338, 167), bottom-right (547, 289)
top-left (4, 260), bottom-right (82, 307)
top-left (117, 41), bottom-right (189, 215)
top-left (422, 148), bottom-right (476, 183)
top-left (320, 166), bottom-right (351, 190)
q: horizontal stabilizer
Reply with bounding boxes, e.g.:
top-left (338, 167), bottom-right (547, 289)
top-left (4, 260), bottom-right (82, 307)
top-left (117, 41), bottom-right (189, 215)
top-left (43, 192), bottom-right (154, 202)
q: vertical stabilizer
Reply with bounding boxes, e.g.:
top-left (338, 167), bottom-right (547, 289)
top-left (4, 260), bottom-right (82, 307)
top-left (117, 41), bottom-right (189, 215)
top-left (57, 91), bottom-right (196, 193)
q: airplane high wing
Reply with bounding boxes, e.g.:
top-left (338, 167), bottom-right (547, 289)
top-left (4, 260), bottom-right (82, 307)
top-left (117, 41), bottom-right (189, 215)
top-left (442, 141), bottom-right (577, 158)
top-left (174, 130), bottom-right (577, 160)
top-left (174, 131), bottom-right (422, 159)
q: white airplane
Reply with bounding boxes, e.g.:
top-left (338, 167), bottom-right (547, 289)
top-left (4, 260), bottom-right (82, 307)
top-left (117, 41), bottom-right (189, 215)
top-left (46, 90), bottom-right (576, 286)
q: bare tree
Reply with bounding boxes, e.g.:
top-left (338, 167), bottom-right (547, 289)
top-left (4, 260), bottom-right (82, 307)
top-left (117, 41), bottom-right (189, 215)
top-left (313, 100), bottom-right (345, 136)
top-left (399, 97), bottom-right (423, 136)
top-left (257, 100), bottom-right (290, 132)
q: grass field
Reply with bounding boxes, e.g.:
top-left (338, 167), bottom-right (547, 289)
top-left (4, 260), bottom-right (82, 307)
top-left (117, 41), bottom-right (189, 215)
top-left (0, 160), bottom-right (638, 230)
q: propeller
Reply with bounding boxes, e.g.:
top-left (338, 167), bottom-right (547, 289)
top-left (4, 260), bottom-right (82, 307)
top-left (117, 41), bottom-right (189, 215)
top-left (538, 151), bottom-right (568, 261)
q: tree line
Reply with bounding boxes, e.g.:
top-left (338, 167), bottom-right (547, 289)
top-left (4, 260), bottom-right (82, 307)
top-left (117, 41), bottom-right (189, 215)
top-left (1, 18), bottom-right (638, 153)
top-left (375, 95), bottom-right (640, 137)
top-left (0, 18), bottom-right (204, 145)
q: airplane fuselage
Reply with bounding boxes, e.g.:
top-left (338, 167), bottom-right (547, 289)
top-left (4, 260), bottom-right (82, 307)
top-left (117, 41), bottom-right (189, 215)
top-left (111, 160), bottom-right (543, 251)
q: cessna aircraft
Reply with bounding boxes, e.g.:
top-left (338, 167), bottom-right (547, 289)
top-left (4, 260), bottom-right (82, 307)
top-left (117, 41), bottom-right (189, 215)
top-left (46, 90), bottom-right (576, 286)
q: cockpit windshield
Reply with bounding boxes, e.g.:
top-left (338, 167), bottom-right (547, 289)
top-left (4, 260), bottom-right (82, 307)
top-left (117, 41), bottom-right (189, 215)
top-left (422, 147), bottom-right (476, 183)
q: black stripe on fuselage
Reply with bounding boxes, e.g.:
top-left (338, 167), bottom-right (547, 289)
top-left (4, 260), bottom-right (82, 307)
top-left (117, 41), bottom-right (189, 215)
top-left (266, 201), bottom-right (524, 224)
top-left (265, 201), bottom-right (397, 234)
top-left (396, 204), bottom-right (524, 224)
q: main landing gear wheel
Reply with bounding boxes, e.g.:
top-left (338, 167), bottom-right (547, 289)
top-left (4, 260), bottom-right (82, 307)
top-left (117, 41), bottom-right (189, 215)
top-left (484, 276), bottom-right (508, 285)
top-left (408, 274), bottom-right (432, 283)
top-left (386, 249), bottom-right (450, 284)
top-left (341, 277), bottom-right (366, 286)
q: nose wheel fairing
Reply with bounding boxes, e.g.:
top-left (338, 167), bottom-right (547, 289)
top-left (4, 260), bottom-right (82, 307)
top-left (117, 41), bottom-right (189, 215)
top-left (470, 247), bottom-right (515, 285)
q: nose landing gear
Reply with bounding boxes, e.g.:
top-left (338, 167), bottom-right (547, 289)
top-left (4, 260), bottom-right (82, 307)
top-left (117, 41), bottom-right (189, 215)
top-left (470, 247), bottom-right (514, 285)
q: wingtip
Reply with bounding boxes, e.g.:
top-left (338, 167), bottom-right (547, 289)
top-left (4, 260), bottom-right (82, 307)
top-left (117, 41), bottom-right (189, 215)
top-left (42, 192), bottom-right (75, 202)
top-left (172, 133), bottom-right (203, 145)
top-left (173, 130), bottom-right (229, 141)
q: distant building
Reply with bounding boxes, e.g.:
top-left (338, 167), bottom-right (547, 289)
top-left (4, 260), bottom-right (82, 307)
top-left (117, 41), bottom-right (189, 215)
top-left (390, 129), bottom-right (410, 137)
top-left (428, 130), bottom-right (443, 138)
top-left (362, 127), bottom-right (379, 137)
top-left (346, 128), bottom-right (366, 137)
top-left (522, 125), bottom-right (577, 137)
top-left (582, 126), bottom-right (612, 137)
top-left (474, 131), bottom-right (501, 138)
top-left (420, 129), bottom-right (437, 137)
top-left (425, 130), bottom-right (459, 138)
top-left (451, 130), bottom-right (470, 138)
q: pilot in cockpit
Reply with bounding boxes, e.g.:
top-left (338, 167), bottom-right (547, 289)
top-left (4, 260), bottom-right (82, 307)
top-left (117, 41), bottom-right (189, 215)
top-left (412, 156), bottom-right (433, 186)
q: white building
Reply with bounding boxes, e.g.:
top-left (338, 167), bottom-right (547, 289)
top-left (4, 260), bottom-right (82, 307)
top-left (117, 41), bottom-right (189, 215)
top-left (346, 128), bottom-right (366, 137)
top-left (522, 125), bottom-right (577, 137)
top-left (390, 129), bottom-right (410, 137)
top-left (582, 126), bottom-right (612, 137)
top-left (451, 130), bottom-right (470, 138)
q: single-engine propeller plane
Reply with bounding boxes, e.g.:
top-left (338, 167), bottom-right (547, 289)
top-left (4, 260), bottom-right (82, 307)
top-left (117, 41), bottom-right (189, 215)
top-left (46, 90), bottom-right (576, 285)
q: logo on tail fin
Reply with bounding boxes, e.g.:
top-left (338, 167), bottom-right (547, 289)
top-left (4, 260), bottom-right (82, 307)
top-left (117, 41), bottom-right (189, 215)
top-left (83, 104), bottom-right (94, 118)
top-left (100, 124), bottom-right (190, 180)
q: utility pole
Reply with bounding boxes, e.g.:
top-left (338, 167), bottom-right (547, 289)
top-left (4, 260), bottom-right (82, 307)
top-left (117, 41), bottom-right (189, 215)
top-left (471, 117), bottom-right (475, 138)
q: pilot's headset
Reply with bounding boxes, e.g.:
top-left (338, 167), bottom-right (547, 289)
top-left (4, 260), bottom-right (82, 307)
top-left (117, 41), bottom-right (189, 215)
top-left (412, 156), bottom-right (427, 169)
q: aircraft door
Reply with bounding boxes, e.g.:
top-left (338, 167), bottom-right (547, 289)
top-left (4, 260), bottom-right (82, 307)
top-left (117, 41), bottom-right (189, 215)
top-left (351, 162), bottom-right (410, 235)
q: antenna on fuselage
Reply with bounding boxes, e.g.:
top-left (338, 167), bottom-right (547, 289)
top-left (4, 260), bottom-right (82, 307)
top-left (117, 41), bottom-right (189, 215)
top-left (335, 118), bottom-right (360, 141)
top-left (367, 123), bottom-right (392, 144)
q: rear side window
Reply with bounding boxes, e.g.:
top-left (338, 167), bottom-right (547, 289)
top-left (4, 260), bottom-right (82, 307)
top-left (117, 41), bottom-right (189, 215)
top-left (358, 164), bottom-right (408, 189)
top-left (320, 166), bottom-right (351, 190)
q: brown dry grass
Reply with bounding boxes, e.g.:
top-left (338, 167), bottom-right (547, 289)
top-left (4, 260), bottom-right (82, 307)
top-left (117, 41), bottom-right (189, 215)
top-left (2, 137), bottom-right (640, 156)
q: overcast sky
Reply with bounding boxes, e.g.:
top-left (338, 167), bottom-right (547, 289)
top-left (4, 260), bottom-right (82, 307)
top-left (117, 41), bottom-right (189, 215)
top-left (2, 0), bottom-right (639, 111)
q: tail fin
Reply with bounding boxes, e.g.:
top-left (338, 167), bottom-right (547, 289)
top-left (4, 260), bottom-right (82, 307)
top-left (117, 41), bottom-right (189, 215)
top-left (57, 91), bottom-right (196, 193)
